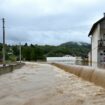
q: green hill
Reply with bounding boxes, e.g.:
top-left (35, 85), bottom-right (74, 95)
top-left (0, 41), bottom-right (91, 61)
top-left (46, 41), bottom-right (91, 58)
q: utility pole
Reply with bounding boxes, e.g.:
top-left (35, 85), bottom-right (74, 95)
top-left (19, 43), bottom-right (21, 63)
top-left (2, 18), bottom-right (6, 67)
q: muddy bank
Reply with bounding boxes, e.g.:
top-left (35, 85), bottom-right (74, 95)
top-left (52, 63), bottom-right (105, 88)
top-left (0, 62), bottom-right (105, 105)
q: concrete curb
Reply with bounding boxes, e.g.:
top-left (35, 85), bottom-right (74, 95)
top-left (52, 63), bottom-right (105, 88)
top-left (0, 63), bottom-right (25, 75)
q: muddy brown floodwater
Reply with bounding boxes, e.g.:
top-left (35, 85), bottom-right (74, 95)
top-left (0, 62), bottom-right (105, 105)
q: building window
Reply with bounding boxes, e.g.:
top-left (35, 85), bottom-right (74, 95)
top-left (100, 53), bottom-right (103, 55)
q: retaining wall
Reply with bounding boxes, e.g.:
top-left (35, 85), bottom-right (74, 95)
top-left (52, 63), bottom-right (105, 88)
top-left (0, 63), bottom-right (25, 75)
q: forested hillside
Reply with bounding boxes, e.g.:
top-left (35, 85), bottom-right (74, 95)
top-left (0, 42), bottom-right (91, 61)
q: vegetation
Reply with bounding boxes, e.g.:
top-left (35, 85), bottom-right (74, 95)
top-left (0, 41), bottom-right (91, 61)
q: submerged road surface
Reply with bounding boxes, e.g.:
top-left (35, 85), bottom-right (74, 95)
top-left (0, 62), bottom-right (105, 105)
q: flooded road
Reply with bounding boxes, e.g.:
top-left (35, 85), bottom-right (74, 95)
top-left (0, 62), bottom-right (105, 105)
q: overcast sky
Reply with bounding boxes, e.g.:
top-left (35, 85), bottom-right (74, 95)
top-left (0, 0), bottom-right (105, 45)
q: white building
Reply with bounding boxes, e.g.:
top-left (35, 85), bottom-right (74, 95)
top-left (88, 13), bottom-right (105, 67)
top-left (47, 55), bottom-right (82, 65)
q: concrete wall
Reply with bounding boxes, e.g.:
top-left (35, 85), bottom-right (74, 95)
top-left (0, 63), bottom-right (25, 75)
top-left (92, 24), bottom-right (100, 67)
top-left (52, 63), bottom-right (105, 88)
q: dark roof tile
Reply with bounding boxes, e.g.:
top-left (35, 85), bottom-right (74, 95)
top-left (88, 17), bottom-right (105, 36)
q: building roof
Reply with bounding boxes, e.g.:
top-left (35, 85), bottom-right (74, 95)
top-left (88, 17), bottom-right (105, 36)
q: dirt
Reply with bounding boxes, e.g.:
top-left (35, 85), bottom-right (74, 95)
top-left (0, 62), bottom-right (105, 105)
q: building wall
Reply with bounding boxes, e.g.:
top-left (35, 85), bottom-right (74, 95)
top-left (98, 20), bottom-right (105, 65)
top-left (92, 24), bottom-right (100, 67)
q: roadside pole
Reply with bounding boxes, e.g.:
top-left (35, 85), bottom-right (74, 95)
top-left (2, 18), bottom-right (6, 67)
top-left (19, 43), bottom-right (21, 63)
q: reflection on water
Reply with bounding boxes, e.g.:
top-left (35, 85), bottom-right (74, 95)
top-left (97, 63), bottom-right (105, 69)
top-left (59, 60), bottom-right (88, 66)
top-left (89, 62), bottom-right (105, 69)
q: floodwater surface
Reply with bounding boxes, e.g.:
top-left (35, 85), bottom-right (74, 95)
top-left (0, 62), bottom-right (105, 105)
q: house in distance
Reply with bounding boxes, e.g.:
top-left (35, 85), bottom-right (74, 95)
top-left (88, 13), bottom-right (105, 67)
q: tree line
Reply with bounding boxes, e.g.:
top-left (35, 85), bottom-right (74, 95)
top-left (0, 42), bottom-right (91, 62)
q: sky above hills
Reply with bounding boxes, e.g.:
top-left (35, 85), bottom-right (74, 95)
top-left (0, 0), bottom-right (105, 45)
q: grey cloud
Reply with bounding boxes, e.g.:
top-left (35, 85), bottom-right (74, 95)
top-left (0, 0), bottom-right (105, 45)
